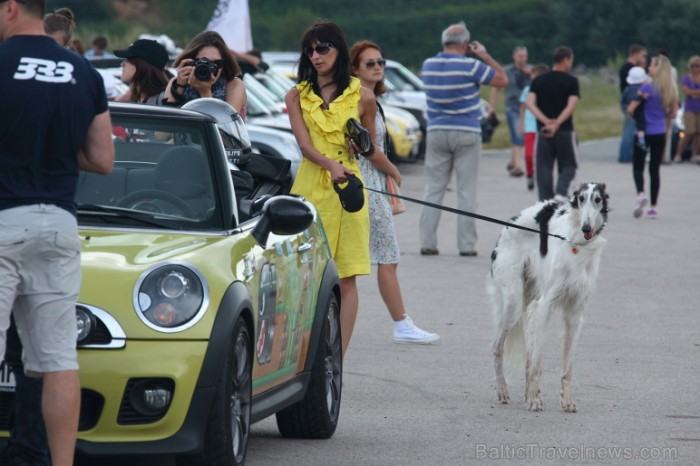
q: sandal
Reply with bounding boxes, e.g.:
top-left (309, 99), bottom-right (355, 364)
top-left (509, 167), bottom-right (524, 177)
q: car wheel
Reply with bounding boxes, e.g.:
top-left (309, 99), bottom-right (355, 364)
top-left (275, 292), bottom-right (341, 438)
top-left (176, 317), bottom-right (252, 466)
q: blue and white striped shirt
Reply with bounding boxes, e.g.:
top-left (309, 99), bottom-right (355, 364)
top-left (422, 52), bottom-right (495, 133)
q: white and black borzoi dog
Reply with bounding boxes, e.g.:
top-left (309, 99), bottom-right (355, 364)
top-left (488, 182), bottom-right (609, 412)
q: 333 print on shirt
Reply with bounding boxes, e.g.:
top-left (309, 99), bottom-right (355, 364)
top-left (13, 57), bottom-right (75, 83)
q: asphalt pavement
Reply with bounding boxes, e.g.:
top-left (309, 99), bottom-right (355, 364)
top-left (247, 138), bottom-right (700, 465)
top-left (77, 138), bottom-right (700, 465)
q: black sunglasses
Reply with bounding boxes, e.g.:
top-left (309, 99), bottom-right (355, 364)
top-left (363, 59), bottom-right (386, 69)
top-left (304, 42), bottom-right (334, 58)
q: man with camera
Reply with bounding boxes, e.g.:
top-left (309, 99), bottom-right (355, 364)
top-left (165, 30), bottom-right (247, 115)
top-left (525, 46), bottom-right (580, 202)
top-left (419, 21), bottom-right (507, 257)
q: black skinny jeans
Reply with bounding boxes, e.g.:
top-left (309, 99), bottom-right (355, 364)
top-left (633, 133), bottom-right (665, 206)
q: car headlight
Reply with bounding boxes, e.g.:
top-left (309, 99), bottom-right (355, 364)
top-left (76, 306), bottom-right (97, 343)
top-left (133, 263), bottom-right (209, 332)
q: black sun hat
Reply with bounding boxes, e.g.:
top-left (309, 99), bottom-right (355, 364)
top-left (333, 173), bottom-right (365, 213)
top-left (114, 39), bottom-right (168, 70)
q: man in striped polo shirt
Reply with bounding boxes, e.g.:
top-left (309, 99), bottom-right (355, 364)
top-left (419, 21), bottom-right (507, 257)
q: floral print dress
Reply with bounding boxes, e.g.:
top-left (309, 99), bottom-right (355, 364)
top-left (358, 111), bottom-right (400, 264)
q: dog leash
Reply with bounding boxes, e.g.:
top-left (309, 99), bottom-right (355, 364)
top-left (363, 186), bottom-right (568, 242)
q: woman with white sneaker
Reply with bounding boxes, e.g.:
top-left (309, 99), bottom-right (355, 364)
top-left (350, 40), bottom-right (439, 344)
top-left (627, 54), bottom-right (678, 219)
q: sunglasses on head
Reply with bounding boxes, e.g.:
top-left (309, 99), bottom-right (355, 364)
top-left (305, 42), bottom-right (334, 58)
top-left (363, 59), bottom-right (386, 69)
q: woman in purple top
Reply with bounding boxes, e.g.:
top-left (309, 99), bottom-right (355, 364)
top-left (627, 55), bottom-right (678, 219)
top-left (672, 55), bottom-right (700, 162)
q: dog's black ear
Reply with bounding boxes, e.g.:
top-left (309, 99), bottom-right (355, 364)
top-left (571, 189), bottom-right (580, 208)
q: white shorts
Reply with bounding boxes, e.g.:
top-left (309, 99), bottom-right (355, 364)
top-left (0, 204), bottom-right (80, 375)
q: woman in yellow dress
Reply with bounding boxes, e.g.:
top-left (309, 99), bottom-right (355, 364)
top-left (285, 20), bottom-right (377, 358)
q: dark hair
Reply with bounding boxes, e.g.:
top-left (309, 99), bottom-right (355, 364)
top-left (552, 46), bottom-right (573, 64)
top-left (127, 57), bottom-right (170, 103)
top-left (44, 7), bottom-right (75, 45)
top-left (628, 44), bottom-right (646, 56)
top-left (349, 40), bottom-right (387, 96)
top-left (297, 19), bottom-right (351, 102)
top-left (531, 63), bottom-right (549, 78)
top-left (14, 0), bottom-right (44, 17)
top-left (655, 48), bottom-right (670, 58)
top-left (174, 31), bottom-right (241, 80)
top-left (71, 37), bottom-right (86, 55)
top-left (247, 48), bottom-right (263, 60)
top-left (92, 35), bottom-right (109, 49)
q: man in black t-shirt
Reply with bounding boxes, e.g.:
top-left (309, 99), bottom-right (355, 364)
top-left (0, 2), bottom-right (114, 466)
top-left (618, 45), bottom-right (648, 163)
top-left (526, 46), bottom-right (580, 201)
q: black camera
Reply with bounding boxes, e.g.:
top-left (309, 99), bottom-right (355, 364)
top-left (192, 58), bottom-right (219, 81)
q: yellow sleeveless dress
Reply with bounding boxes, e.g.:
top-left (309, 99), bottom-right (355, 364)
top-left (290, 77), bottom-right (370, 279)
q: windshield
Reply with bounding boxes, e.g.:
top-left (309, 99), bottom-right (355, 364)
top-left (384, 63), bottom-right (424, 91)
top-left (243, 74), bottom-right (283, 113)
top-left (77, 115), bottom-right (222, 230)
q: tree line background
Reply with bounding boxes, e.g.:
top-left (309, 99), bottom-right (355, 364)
top-left (48, 0), bottom-right (700, 71)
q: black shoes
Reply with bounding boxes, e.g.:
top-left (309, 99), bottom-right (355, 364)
top-left (420, 248), bottom-right (439, 255)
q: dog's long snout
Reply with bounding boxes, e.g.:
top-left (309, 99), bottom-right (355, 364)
top-left (582, 222), bottom-right (594, 240)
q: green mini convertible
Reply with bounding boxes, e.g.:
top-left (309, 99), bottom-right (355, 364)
top-left (0, 101), bottom-right (342, 466)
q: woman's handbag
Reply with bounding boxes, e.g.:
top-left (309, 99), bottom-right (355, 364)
top-left (346, 118), bottom-right (372, 155)
top-left (384, 175), bottom-right (406, 215)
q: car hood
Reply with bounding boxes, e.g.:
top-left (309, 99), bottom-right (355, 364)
top-left (79, 229), bottom-right (254, 339)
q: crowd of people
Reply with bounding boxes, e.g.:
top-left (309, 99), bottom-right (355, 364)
top-left (1, 1), bottom-right (695, 464)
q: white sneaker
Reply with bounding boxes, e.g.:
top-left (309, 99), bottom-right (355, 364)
top-left (633, 193), bottom-right (647, 218)
top-left (393, 315), bottom-right (440, 344)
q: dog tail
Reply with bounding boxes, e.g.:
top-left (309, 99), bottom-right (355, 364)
top-left (502, 313), bottom-right (527, 382)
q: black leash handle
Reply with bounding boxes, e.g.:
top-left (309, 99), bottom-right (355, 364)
top-left (364, 186), bottom-right (568, 242)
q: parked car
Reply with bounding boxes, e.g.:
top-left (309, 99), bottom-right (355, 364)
top-left (261, 51), bottom-right (299, 80)
top-left (383, 104), bottom-right (422, 162)
top-left (248, 68), bottom-right (296, 106)
top-left (247, 122), bottom-right (302, 178)
top-left (0, 102), bottom-right (342, 466)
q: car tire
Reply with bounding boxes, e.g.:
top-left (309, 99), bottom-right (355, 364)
top-left (176, 317), bottom-right (252, 466)
top-left (275, 292), bottom-right (342, 439)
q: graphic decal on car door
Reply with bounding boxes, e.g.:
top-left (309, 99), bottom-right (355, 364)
top-left (253, 231), bottom-right (317, 387)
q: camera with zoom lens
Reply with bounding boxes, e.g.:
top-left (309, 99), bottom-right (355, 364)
top-left (192, 58), bottom-right (220, 81)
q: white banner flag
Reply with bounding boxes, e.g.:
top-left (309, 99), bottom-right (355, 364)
top-left (206, 0), bottom-right (253, 53)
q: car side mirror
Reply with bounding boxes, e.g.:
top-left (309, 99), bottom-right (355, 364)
top-left (251, 196), bottom-right (314, 247)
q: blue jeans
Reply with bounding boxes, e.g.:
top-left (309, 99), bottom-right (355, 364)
top-left (618, 110), bottom-right (636, 163)
top-left (506, 106), bottom-right (524, 146)
top-left (5, 319), bottom-right (51, 466)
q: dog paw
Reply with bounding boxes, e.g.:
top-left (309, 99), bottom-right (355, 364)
top-left (561, 398), bottom-right (578, 413)
top-left (527, 395), bottom-right (543, 411)
top-left (497, 387), bottom-right (510, 404)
